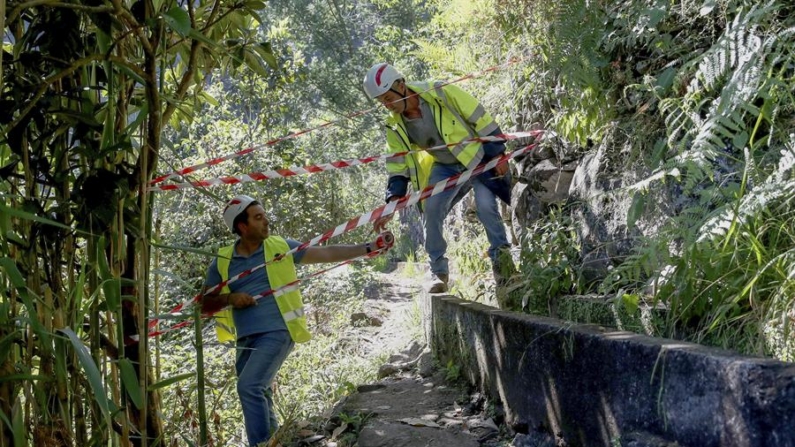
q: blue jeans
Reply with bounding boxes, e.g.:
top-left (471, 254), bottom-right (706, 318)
top-left (423, 163), bottom-right (510, 275)
top-left (235, 330), bottom-right (294, 447)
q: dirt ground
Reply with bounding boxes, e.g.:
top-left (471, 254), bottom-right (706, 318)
top-left (285, 263), bottom-right (533, 447)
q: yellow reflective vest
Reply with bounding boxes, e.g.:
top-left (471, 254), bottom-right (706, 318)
top-left (384, 82), bottom-right (500, 207)
top-left (213, 236), bottom-right (311, 344)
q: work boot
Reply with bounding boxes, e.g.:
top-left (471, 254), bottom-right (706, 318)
top-left (427, 273), bottom-right (449, 293)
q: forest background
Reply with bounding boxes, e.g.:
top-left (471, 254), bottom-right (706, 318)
top-left (1, 0), bottom-right (793, 445)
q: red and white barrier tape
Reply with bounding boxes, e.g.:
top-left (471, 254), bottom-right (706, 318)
top-left (150, 131), bottom-right (542, 192)
top-left (146, 142), bottom-right (538, 334)
top-left (149, 57), bottom-right (525, 186)
top-left (145, 247), bottom-right (388, 340)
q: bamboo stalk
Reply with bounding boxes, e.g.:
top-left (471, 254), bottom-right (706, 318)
top-left (112, 206), bottom-right (131, 447)
top-left (87, 237), bottom-right (104, 443)
top-left (194, 305), bottom-right (208, 445)
top-left (153, 219), bottom-right (162, 382)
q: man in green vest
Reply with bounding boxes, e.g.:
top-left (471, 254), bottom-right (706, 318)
top-left (201, 195), bottom-right (392, 447)
top-left (364, 62), bottom-right (515, 295)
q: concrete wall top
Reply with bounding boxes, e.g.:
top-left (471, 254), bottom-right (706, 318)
top-left (425, 295), bottom-right (795, 447)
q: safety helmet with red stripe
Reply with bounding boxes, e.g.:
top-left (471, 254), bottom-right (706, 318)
top-left (222, 195), bottom-right (257, 233)
top-left (363, 63), bottom-right (404, 99)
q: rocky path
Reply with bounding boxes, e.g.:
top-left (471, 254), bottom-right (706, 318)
top-left (298, 264), bottom-right (519, 447)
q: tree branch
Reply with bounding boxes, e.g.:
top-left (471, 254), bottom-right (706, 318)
top-left (161, 2), bottom-right (202, 125)
top-left (110, 0), bottom-right (154, 57)
top-left (6, 0), bottom-right (114, 23)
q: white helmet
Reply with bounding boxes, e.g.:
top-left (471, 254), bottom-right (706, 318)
top-left (363, 63), bottom-right (403, 99)
top-left (222, 195), bottom-right (257, 233)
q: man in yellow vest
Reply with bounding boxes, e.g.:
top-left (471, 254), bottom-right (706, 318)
top-left (364, 62), bottom-right (514, 294)
top-left (201, 195), bottom-right (392, 447)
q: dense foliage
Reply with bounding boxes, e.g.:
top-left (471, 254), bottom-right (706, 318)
top-left (414, 0), bottom-right (794, 358)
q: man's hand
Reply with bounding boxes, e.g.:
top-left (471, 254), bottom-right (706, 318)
top-left (373, 214), bottom-right (393, 233)
top-left (493, 159), bottom-right (509, 177)
top-left (373, 197), bottom-right (401, 233)
top-left (228, 292), bottom-right (256, 308)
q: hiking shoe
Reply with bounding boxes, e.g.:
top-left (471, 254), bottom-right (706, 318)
top-left (426, 273), bottom-right (449, 293)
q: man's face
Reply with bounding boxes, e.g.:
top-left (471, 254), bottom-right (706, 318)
top-left (241, 204), bottom-right (269, 240)
top-left (376, 81), bottom-right (406, 114)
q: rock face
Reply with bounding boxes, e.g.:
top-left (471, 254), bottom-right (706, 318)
top-left (510, 127), bottom-right (679, 283)
top-left (567, 145), bottom-right (636, 282)
top-left (567, 130), bottom-right (677, 283)
top-left (511, 133), bottom-right (581, 241)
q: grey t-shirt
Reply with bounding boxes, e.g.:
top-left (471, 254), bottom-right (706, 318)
top-left (403, 98), bottom-right (461, 166)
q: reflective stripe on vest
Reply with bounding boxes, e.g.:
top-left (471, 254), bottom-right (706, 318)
top-left (214, 236), bottom-right (312, 344)
top-left (384, 81), bottom-right (496, 194)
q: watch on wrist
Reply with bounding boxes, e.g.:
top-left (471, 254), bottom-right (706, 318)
top-left (365, 242), bottom-right (373, 254)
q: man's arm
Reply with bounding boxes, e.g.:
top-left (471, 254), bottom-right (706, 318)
top-left (300, 232), bottom-right (394, 264)
top-left (200, 260), bottom-right (257, 312)
top-left (200, 288), bottom-right (257, 313)
top-left (300, 244), bottom-right (369, 264)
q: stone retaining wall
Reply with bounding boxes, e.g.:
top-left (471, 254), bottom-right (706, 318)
top-left (423, 295), bottom-right (795, 447)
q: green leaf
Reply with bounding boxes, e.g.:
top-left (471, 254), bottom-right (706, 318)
top-left (0, 330), bottom-right (17, 365)
top-left (117, 358), bottom-right (144, 409)
top-left (732, 131), bottom-right (749, 150)
top-left (13, 398), bottom-right (25, 447)
top-left (0, 258), bottom-right (28, 300)
top-left (621, 293), bottom-right (640, 314)
top-left (114, 62), bottom-right (146, 85)
top-left (95, 237), bottom-right (121, 311)
top-left (162, 7), bottom-right (191, 36)
top-left (148, 372), bottom-right (194, 391)
top-left (188, 28), bottom-right (218, 49)
top-left (647, 6), bottom-right (667, 28)
top-left (124, 103), bottom-right (149, 135)
top-left (199, 91), bottom-right (219, 107)
top-left (627, 192), bottom-right (646, 231)
top-left (57, 328), bottom-right (111, 420)
top-left (243, 49), bottom-right (270, 77)
top-left (656, 67), bottom-right (677, 92)
top-left (0, 400), bottom-right (26, 447)
top-left (699, 0), bottom-right (716, 16)
top-left (0, 201), bottom-right (77, 233)
top-left (0, 259), bottom-right (50, 347)
top-left (245, 0), bottom-right (266, 10)
top-left (256, 42), bottom-right (279, 69)
top-left (0, 203), bottom-right (9, 240)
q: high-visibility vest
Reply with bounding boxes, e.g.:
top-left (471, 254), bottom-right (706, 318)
top-left (384, 82), bottom-right (500, 208)
top-left (214, 236), bottom-right (311, 344)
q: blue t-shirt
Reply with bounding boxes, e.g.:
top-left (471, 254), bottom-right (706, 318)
top-left (204, 238), bottom-right (305, 339)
